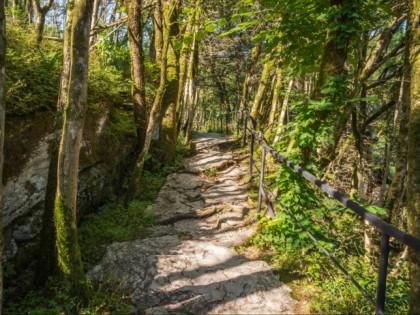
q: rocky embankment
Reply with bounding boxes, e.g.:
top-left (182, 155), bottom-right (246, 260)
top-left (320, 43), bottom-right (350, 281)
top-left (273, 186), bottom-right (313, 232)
top-left (3, 108), bottom-right (135, 266)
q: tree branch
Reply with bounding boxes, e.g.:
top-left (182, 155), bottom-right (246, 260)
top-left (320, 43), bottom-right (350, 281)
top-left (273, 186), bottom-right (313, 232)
top-left (363, 100), bottom-right (396, 128)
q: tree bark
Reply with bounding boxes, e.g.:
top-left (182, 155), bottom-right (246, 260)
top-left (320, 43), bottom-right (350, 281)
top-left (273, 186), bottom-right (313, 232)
top-left (156, 0), bottom-right (180, 163)
top-left (35, 0), bottom-right (74, 286)
top-left (0, 0), bottom-right (5, 310)
top-left (184, 12), bottom-right (199, 143)
top-left (126, 0), bottom-right (147, 147)
top-left (239, 43), bottom-right (261, 119)
top-left (32, 0), bottom-right (53, 44)
top-left (54, 0), bottom-right (93, 299)
top-left (268, 66), bottom-right (283, 133)
top-left (250, 57), bottom-right (276, 128)
top-left (176, 9), bottom-right (194, 134)
top-left (153, 0), bottom-right (163, 64)
top-left (407, 0), bottom-right (420, 312)
top-left (89, 0), bottom-right (100, 46)
top-left (126, 0), bottom-right (178, 201)
top-left (384, 44), bottom-right (410, 224)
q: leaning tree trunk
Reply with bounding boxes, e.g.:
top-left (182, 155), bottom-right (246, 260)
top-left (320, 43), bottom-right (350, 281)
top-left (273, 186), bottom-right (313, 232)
top-left (126, 0), bottom-right (147, 147)
top-left (0, 0), bottom-right (6, 310)
top-left (34, 0), bottom-right (74, 286)
top-left (54, 0), bottom-right (93, 300)
top-left (407, 0), bottom-right (420, 312)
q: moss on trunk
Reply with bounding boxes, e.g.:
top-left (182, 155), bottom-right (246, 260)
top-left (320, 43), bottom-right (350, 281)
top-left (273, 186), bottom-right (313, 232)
top-left (54, 0), bottom-right (93, 300)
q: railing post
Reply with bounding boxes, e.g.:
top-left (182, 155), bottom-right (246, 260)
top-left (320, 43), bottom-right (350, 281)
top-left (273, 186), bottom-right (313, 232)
top-left (258, 146), bottom-right (266, 214)
top-left (243, 114), bottom-right (248, 147)
top-left (375, 233), bottom-right (390, 315)
top-left (249, 131), bottom-right (255, 182)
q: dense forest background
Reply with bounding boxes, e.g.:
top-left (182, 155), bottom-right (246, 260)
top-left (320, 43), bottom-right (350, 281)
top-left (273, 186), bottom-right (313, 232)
top-left (0, 0), bottom-right (419, 313)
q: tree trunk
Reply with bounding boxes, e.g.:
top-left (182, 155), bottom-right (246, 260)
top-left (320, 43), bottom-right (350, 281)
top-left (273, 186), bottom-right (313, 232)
top-left (89, 0), bottom-right (100, 46)
top-left (32, 0), bottom-right (53, 44)
top-left (384, 45), bottom-right (410, 224)
top-left (302, 0), bottom-right (357, 164)
top-left (126, 0), bottom-right (177, 201)
top-left (156, 0), bottom-right (180, 163)
top-left (250, 57), bottom-right (276, 128)
top-left (239, 43), bottom-right (261, 120)
top-left (268, 66), bottom-right (283, 133)
top-left (184, 20), bottom-right (199, 143)
top-left (274, 79), bottom-right (292, 143)
top-left (185, 88), bottom-right (199, 143)
top-left (126, 0), bottom-right (147, 147)
top-left (54, 0), bottom-right (93, 299)
top-left (176, 13), bottom-right (194, 134)
top-left (153, 0), bottom-right (163, 64)
top-left (0, 0), bottom-right (6, 310)
top-left (407, 0), bottom-right (420, 312)
top-left (35, 0), bottom-right (74, 286)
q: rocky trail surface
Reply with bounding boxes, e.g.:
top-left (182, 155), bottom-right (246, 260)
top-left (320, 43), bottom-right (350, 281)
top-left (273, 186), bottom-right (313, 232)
top-left (88, 132), bottom-right (296, 314)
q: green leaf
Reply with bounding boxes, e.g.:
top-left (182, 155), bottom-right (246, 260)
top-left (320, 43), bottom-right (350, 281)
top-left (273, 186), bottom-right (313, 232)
top-left (205, 24), bottom-right (216, 33)
top-left (195, 30), bottom-right (206, 41)
top-left (365, 204), bottom-right (387, 216)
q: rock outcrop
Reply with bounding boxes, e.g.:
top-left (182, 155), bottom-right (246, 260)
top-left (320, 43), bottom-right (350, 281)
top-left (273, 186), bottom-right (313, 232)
top-left (3, 108), bottom-right (136, 265)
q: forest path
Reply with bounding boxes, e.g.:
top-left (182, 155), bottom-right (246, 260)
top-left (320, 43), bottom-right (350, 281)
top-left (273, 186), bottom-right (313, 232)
top-left (88, 133), bottom-right (296, 314)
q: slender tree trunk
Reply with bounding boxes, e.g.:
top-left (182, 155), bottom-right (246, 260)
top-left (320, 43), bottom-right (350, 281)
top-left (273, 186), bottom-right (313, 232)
top-left (239, 44), bottom-right (261, 115)
top-left (268, 66), bottom-right (282, 133)
top-left (32, 0), bottom-right (53, 44)
top-left (407, 0), bottom-right (420, 312)
top-left (54, 0), bottom-right (93, 299)
top-left (250, 57), bottom-right (276, 128)
top-left (274, 79), bottom-right (292, 143)
top-left (153, 0), bottom-right (163, 64)
top-left (156, 0), bottom-right (180, 163)
top-left (35, 0), bottom-right (74, 286)
top-left (384, 46), bottom-right (410, 223)
top-left (184, 24), bottom-right (199, 143)
top-left (176, 15), bottom-right (193, 134)
top-left (185, 88), bottom-right (199, 142)
top-left (0, 0), bottom-right (6, 310)
top-left (126, 0), bottom-right (147, 147)
top-left (89, 0), bottom-right (99, 46)
top-left (126, 0), bottom-right (177, 201)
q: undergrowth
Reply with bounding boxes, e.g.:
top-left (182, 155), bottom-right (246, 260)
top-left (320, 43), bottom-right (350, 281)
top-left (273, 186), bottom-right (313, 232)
top-left (238, 139), bottom-right (410, 314)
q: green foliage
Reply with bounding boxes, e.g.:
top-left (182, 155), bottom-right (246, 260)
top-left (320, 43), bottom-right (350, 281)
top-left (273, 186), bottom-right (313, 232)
top-left (79, 200), bottom-right (156, 270)
top-left (5, 23), bottom-right (131, 116)
top-left (4, 277), bottom-right (133, 315)
top-left (101, 108), bottom-right (136, 145)
top-left (6, 25), bottom-right (61, 115)
top-left (96, 32), bottom-right (131, 74)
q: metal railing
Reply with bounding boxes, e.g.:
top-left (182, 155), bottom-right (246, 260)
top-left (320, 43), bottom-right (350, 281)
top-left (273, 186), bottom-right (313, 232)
top-left (238, 111), bottom-right (420, 315)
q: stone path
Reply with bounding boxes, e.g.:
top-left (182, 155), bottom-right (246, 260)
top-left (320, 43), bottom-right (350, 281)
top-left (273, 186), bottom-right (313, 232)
top-left (88, 132), bottom-right (296, 314)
